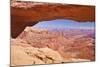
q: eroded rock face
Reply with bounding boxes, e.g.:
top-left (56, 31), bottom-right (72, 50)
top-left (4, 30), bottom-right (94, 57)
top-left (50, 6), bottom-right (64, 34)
top-left (11, 39), bottom-right (63, 66)
top-left (17, 27), bottom-right (95, 60)
top-left (11, 38), bottom-right (90, 66)
top-left (11, 1), bottom-right (95, 38)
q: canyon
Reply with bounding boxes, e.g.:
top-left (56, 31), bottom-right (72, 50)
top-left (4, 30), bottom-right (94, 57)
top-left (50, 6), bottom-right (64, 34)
top-left (11, 27), bottom-right (95, 66)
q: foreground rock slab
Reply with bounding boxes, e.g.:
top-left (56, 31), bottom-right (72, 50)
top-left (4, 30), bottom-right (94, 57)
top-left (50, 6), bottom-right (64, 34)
top-left (11, 38), bottom-right (90, 66)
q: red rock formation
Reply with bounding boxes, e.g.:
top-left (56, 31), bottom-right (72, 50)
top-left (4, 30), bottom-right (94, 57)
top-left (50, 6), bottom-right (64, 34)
top-left (11, 2), bottom-right (95, 38)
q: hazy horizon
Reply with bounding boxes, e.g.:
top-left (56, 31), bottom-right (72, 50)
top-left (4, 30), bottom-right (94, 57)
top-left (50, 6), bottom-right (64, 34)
top-left (33, 19), bottom-right (95, 30)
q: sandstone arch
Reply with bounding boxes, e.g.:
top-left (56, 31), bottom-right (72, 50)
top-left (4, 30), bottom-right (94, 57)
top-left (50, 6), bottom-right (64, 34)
top-left (11, 2), bottom-right (95, 38)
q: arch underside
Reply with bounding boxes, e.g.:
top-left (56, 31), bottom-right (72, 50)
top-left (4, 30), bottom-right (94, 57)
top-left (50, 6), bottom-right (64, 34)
top-left (11, 2), bottom-right (95, 38)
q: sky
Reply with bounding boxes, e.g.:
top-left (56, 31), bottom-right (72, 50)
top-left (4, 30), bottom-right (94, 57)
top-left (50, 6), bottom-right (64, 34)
top-left (33, 19), bottom-right (95, 30)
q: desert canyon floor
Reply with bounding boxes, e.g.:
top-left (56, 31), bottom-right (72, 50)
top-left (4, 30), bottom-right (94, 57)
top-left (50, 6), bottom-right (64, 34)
top-left (11, 27), bottom-right (95, 66)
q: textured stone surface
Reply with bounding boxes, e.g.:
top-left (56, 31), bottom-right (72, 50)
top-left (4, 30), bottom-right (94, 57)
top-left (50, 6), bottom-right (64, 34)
top-left (17, 27), bottom-right (95, 60)
top-left (11, 1), bottom-right (95, 38)
top-left (11, 38), bottom-right (90, 66)
top-left (11, 39), bottom-right (63, 66)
